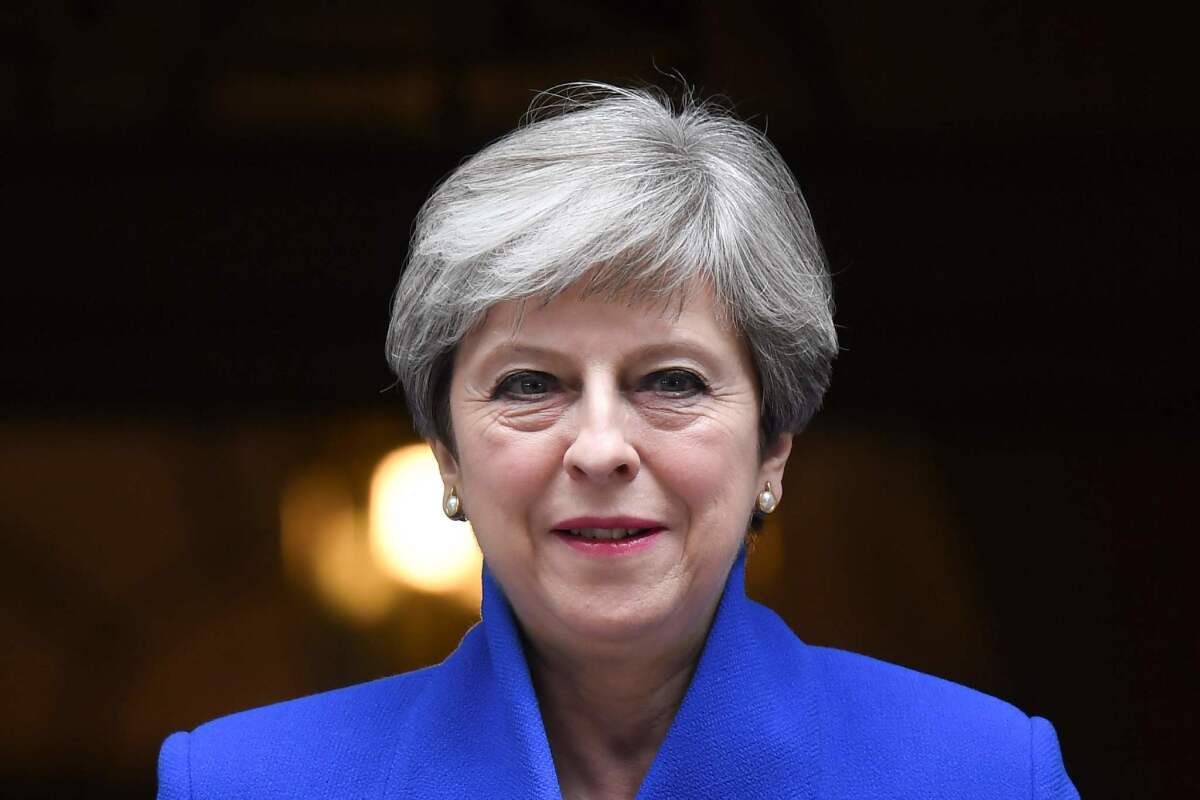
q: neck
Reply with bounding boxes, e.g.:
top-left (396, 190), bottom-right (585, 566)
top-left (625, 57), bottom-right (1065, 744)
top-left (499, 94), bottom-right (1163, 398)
top-left (524, 603), bottom-right (717, 800)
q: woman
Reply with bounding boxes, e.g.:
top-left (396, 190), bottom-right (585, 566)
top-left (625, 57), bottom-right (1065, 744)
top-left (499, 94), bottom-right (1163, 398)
top-left (158, 82), bottom-right (1079, 799)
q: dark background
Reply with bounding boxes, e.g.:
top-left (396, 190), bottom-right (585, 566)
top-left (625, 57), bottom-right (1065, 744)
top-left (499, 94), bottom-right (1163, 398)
top-left (2, 1), bottom-right (1196, 797)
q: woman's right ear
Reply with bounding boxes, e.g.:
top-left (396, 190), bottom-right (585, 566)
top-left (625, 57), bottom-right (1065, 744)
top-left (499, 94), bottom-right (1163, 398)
top-left (427, 438), bottom-right (460, 486)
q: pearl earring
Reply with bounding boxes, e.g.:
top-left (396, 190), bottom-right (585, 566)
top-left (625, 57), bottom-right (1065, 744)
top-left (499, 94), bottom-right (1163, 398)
top-left (444, 487), bottom-right (466, 521)
top-left (755, 482), bottom-right (778, 515)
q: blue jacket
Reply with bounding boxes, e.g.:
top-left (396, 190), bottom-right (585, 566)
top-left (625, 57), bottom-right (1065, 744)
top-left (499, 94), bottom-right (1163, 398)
top-left (158, 551), bottom-right (1079, 798)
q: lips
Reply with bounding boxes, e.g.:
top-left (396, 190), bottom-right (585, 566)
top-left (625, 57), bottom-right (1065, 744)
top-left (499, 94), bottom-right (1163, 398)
top-left (550, 516), bottom-right (666, 555)
top-left (551, 516), bottom-right (667, 536)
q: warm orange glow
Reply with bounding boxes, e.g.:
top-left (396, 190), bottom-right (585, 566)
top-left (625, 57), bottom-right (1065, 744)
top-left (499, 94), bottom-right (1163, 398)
top-left (368, 444), bottom-right (482, 608)
top-left (311, 508), bottom-right (397, 621)
top-left (280, 470), bottom-right (396, 622)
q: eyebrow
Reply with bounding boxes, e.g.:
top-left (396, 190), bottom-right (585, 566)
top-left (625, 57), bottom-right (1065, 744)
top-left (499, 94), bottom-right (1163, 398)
top-left (476, 340), bottom-right (723, 372)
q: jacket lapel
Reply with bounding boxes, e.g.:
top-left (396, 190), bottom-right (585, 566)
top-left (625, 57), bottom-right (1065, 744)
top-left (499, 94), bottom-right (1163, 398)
top-left (384, 564), bottom-right (562, 799)
top-left (635, 550), bottom-right (819, 799)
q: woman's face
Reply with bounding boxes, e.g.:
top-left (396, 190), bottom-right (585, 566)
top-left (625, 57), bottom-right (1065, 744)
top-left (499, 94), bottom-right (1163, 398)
top-left (431, 280), bottom-right (792, 653)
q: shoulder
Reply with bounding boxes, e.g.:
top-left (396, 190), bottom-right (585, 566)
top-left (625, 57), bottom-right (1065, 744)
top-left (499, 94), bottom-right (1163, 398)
top-left (805, 645), bottom-right (1079, 799)
top-left (744, 599), bottom-right (1031, 733)
top-left (809, 644), bottom-right (1029, 731)
top-left (157, 668), bottom-right (436, 800)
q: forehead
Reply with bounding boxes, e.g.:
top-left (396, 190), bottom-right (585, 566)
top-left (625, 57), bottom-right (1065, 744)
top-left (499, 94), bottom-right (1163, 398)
top-left (457, 279), bottom-right (747, 366)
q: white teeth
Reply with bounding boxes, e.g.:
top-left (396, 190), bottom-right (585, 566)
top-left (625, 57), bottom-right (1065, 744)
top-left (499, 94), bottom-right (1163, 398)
top-left (567, 528), bottom-right (644, 540)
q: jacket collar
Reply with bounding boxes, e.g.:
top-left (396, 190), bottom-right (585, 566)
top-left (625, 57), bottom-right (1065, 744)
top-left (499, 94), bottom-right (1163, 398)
top-left (387, 548), bottom-right (818, 799)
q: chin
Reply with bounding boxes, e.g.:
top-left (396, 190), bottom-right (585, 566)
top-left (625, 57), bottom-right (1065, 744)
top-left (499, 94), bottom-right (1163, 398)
top-left (550, 588), bottom-right (683, 644)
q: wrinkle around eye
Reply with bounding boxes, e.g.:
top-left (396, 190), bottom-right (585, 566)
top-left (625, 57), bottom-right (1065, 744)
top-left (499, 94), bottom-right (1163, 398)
top-left (632, 393), bottom-right (720, 430)
top-left (457, 394), bottom-right (563, 436)
top-left (635, 381), bottom-right (755, 421)
top-left (491, 397), bottom-right (566, 432)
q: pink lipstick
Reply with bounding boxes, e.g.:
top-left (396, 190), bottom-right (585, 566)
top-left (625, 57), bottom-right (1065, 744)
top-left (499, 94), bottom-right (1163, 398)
top-left (550, 516), bottom-right (666, 556)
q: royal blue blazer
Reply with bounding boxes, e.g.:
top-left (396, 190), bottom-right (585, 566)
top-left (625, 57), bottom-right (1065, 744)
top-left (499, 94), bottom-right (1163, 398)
top-left (158, 551), bottom-right (1080, 798)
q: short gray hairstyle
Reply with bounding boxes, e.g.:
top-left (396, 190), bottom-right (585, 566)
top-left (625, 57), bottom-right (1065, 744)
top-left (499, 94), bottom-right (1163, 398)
top-left (387, 81), bottom-right (837, 452)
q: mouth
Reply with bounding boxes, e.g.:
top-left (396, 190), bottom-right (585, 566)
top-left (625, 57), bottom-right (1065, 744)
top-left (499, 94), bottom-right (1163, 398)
top-left (555, 527), bottom-right (659, 541)
top-left (549, 516), bottom-right (667, 553)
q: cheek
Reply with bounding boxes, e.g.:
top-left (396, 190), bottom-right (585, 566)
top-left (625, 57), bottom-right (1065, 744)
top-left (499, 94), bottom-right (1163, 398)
top-left (648, 422), bottom-right (759, 525)
top-left (460, 427), bottom-right (561, 519)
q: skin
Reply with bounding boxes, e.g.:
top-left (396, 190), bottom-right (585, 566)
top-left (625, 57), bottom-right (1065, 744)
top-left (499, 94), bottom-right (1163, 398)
top-left (430, 279), bottom-right (792, 800)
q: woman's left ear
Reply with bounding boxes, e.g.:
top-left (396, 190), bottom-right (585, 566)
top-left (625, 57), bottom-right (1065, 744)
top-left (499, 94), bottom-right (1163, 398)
top-left (758, 432), bottom-right (794, 504)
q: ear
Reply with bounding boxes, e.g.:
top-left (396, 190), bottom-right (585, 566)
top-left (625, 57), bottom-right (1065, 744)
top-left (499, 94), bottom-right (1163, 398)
top-left (428, 437), bottom-right (461, 492)
top-left (757, 432), bottom-right (794, 504)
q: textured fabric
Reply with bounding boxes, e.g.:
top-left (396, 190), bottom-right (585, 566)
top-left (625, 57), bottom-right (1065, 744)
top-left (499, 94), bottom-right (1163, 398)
top-left (157, 550), bottom-right (1080, 798)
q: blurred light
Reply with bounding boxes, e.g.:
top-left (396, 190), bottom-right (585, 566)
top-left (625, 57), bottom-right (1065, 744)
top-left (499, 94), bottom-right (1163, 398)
top-left (368, 444), bottom-right (482, 607)
top-left (280, 470), bottom-right (352, 581)
top-left (280, 470), bottom-right (397, 623)
top-left (312, 507), bottom-right (398, 621)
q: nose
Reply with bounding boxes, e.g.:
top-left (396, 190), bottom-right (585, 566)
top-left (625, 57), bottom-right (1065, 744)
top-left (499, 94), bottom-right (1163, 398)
top-left (562, 382), bottom-right (640, 483)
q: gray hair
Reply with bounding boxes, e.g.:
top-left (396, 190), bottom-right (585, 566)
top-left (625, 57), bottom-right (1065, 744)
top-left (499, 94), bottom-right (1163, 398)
top-left (387, 81), bottom-right (837, 452)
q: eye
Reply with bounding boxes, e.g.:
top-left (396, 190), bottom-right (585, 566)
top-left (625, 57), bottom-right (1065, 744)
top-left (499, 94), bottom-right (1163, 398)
top-left (642, 369), bottom-right (708, 396)
top-left (493, 370), bottom-right (558, 399)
